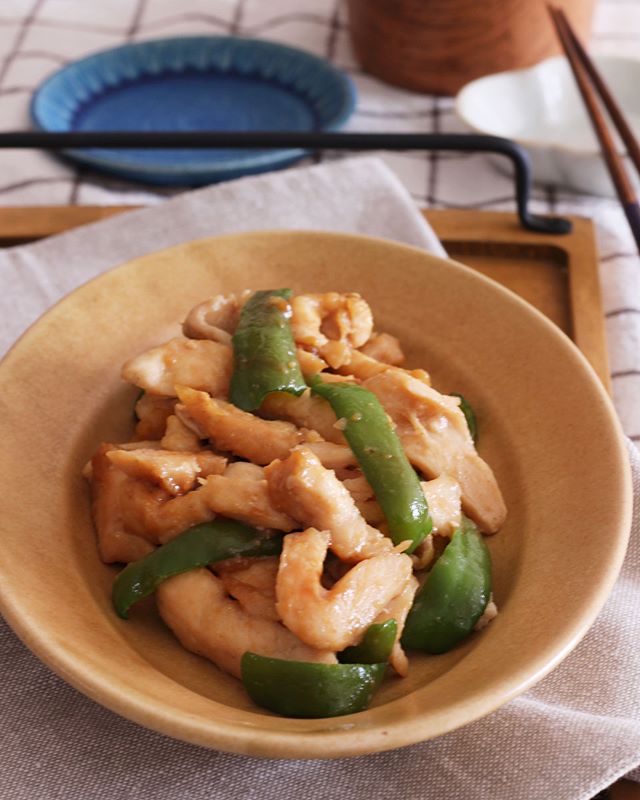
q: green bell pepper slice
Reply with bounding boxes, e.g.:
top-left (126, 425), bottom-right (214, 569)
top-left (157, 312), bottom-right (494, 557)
top-left (241, 653), bottom-right (386, 718)
top-left (450, 392), bottom-right (478, 444)
top-left (309, 377), bottom-right (432, 553)
top-left (230, 288), bottom-right (307, 412)
top-left (112, 519), bottom-right (282, 619)
top-left (401, 517), bottom-right (491, 654)
top-left (339, 619), bottom-right (397, 664)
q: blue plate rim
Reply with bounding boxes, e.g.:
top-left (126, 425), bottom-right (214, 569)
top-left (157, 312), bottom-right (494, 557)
top-left (30, 35), bottom-right (357, 182)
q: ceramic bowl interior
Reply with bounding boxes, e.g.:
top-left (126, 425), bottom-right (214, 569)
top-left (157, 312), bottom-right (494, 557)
top-left (0, 231), bottom-right (631, 758)
top-left (455, 55), bottom-right (640, 195)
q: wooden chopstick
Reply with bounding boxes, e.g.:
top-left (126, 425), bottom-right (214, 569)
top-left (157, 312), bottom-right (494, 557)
top-left (547, 5), bottom-right (640, 253)
top-left (552, 6), bottom-right (640, 176)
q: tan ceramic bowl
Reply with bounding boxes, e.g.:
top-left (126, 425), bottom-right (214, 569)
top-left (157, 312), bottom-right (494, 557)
top-left (0, 231), bottom-right (631, 759)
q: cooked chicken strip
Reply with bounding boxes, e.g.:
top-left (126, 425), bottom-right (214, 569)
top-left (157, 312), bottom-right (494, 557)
top-left (373, 574), bottom-right (419, 677)
top-left (160, 414), bottom-right (202, 451)
top-left (122, 337), bottom-right (232, 398)
top-left (157, 568), bottom-right (336, 679)
top-left (265, 447), bottom-right (392, 562)
top-left (340, 474), bottom-right (462, 537)
top-left (134, 393), bottom-right (176, 440)
top-left (223, 461), bottom-right (264, 481)
top-left (334, 349), bottom-right (431, 386)
top-left (175, 386), bottom-right (307, 464)
top-left (182, 291), bottom-right (250, 344)
top-left (276, 527), bottom-right (413, 651)
top-left (336, 348), bottom-right (390, 380)
top-left (120, 480), bottom-right (214, 544)
top-left (119, 466), bottom-right (295, 545)
top-left (92, 443), bottom-right (218, 558)
top-left (194, 474), bottom-right (297, 535)
top-left (261, 389), bottom-right (345, 445)
top-left (341, 474), bottom-right (385, 526)
top-left (421, 476), bottom-right (462, 537)
top-left (216, 557), bottom-right (280, 621)
top-left (319, 340), bottom-right (352, 369)
top-left (291, 292), bottom-right (373, 349)
top-left (106, 448), bottom-right (226, 496)
top-left (359, 332), bottom-right (405, 365)
top-left (364, 369), bottom-right (506, 533)
top-left (90, 444), bottom-right (156, 563)
top-left (296, 347), bottom-right (328, 378)
top-left (305, 441), bottom-right (358, 473)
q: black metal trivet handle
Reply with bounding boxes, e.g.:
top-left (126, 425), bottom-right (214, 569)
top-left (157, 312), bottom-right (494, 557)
top-left (0, 131), bottom-right (571, 235)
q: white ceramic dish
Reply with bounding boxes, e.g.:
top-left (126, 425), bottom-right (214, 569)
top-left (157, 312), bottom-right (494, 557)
top-left (455, 55), bottom-right (640, 197)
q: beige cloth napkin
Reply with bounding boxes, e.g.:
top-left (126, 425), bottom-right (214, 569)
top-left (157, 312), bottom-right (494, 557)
top-left (1, 158), bottom-right (638, 800)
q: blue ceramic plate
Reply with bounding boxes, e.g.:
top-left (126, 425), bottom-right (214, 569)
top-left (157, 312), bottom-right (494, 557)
top-left (31, 36), bottom-right (356, 185)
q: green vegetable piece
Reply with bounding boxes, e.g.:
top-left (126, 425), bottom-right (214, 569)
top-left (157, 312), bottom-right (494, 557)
top-left (339, 619), bottom-right (397, 664)
top-left (401, 517), bottom-right (491, 654)
top-left (241, 653), bottom-right (386, 718)
top-left (112, 520), bottom-right (282, 619)
top-left (230, 288), bottom-right (307, 411)
top-left (310, 377), bottom-right (431, 554)
top-left (450, 392), bottom-right (478, 444)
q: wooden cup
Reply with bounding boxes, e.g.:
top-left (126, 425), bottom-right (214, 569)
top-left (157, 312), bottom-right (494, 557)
top-left (346, 0), bottom-right (596, 95)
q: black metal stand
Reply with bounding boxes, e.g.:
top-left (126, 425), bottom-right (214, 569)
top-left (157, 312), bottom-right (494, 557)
top-left (0, 131), bottom-right (572, 234)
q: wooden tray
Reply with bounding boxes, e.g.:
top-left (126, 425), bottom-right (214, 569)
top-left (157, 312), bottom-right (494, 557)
top-left (0, 206), bottom-right (610, 393)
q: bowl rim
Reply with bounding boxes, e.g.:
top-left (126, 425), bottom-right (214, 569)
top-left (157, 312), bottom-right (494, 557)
top-left (0, 229), bottom-right (632, 758)
top-left (455, 54), bottom-right (639, 157)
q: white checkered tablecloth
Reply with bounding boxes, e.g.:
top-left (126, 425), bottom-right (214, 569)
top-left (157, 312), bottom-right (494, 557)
top-left (0, 0), bottom-right (639, 441)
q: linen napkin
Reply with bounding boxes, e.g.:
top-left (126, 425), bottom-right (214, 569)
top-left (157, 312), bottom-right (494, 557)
top-left (1, 157), bottom-right (638, 800)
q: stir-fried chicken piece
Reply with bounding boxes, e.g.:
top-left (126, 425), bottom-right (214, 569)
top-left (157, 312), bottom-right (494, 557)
top-left (160, 414), bottom-right (202, 451)
top-left (265, 447), bottom-right (392, 562)
top-left (157, 568), bottom-right (336, 679)
top-left (340, 473), bottom-right (462, 537)
top-left (296, 348), bottom-right (328, 378)
top-left (373, 574), bottom-right (419, 677)
top-left (195, 473), bottom-right (297, 535)
top-left (106, 448), bottom-right (226, 496)
top-left (119, 479), bottom-right (214, 544)
top-left (182, 291), bottom-right (250, 345)
top-left (175, 386), bottom-right (308, 464)
top-left (319, 340), bottom-right (352, 370)
top-left (92, 444), bottom-right (219, 559)
top-left (474, 595), bottom-right (498, 631)
top-left (305, 441), bottom-right (358, 475)
top-left (134, 393), bottom-right (176, 440)
top-left (94, 455), bottom-right (296, 561)
top-left (333, 348), bottom-right (431, 386)
top-left (421, 476), bottom-right (462, 537)
top-left (223, 461), bottom-right (264, 481)
top-left (409, 476), bottom-right (463, 569)
top-left (216, 557), bottom-right (280, 621)
top-left (276, 527), bottom-right (413, 651)
top-left (359, 332), bottom-right (405, 365)
top-left (121, 337), bottom-right (232, 398)
top-left (117, 465), bottom-right (296, 545)
top-left (363, 369), bottom-right (506, 533)
top-left (261, 389), bottom-right (345, 445)
top-left (341, 474), bottom-right (386, 526)
top-left (336, 349), bottom-right (390, 380)
top-left (291, 292), bottom-right (373, 350)
top-left (90, 444), bottom-right (157, 563)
